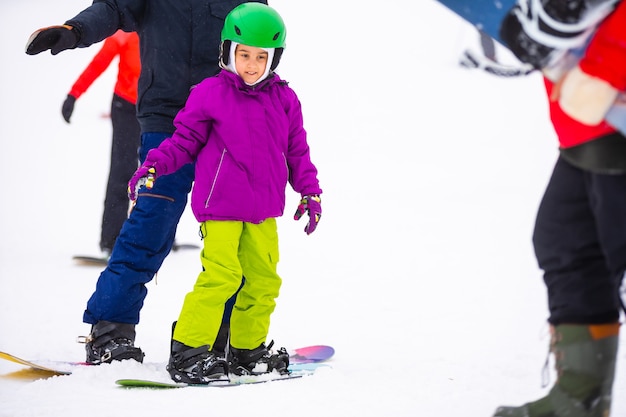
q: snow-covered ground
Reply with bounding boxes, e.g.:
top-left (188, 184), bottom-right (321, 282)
top-left (1, 1), bottom-right (624, 416)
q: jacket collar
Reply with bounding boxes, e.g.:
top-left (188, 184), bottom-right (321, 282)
top-left (219, 69), bottom-right (278, 93)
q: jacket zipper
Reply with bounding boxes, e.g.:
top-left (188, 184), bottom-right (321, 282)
top-left (205, 148), bottom-right (227, 208)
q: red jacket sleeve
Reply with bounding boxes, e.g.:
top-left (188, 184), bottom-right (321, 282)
top-left (579, 1), bottom-right (626, 91)
top-left (68, 33), bottom-right (120, 99)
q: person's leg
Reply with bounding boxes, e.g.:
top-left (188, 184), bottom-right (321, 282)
top-left (228, 219), bottom-right (288, 375)
top-left (99, 94), bottom-right (140, 253)
top-left (230, 218), bottom-right (282, 349)
top-left (493, 157), bottom-right (624, 417)
top-left (172, 221), bottom-right (244, 349)
top-left (167, 220), bottom-right (243, 384)
top-left (534, 158), bottom-right (624, 325)
top-left (83, 132), bottom-right (194, 363)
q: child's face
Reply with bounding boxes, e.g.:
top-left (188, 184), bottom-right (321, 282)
top-left (234, 44), bottom-right (269, 85)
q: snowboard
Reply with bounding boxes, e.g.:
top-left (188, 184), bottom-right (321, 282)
top-left (0, 345), bottom-right (334, 379)
top-left (72, 242), bottom-right (201, 267)
top-left (436, 0), bottom-right (516, 44)
top-left (72, 255), bottom-right (109, 267)
top-left (171, 242), bottom-right (201, 252)
top-left (115, 363), bottom-right (329, 389)
top-left (0, 351), bottom-right (78, 376)
top-left (436, 0), bottom-right (626, 133)
top-left (117, 373), bottom-right (304, 389)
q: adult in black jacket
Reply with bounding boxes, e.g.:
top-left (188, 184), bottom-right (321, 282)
top-left (26, 0), bottom-right (266, 364)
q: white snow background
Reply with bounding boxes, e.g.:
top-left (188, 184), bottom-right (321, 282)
top-left (1, 1), bottom-right (624, 416)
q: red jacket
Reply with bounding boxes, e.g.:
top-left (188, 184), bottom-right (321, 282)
top-left (546, 0), bottom-right (626, 148)
top-left (69, 30), bottom-right (140, 104)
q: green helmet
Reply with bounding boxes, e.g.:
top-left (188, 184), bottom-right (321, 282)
top-left (221, 2), bottom-right (286, 48)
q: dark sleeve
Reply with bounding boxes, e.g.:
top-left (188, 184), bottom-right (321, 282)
top-left (65, 0), bottom-right (145, 47)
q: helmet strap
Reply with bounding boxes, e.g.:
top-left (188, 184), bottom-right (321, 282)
top-left (271, 48), bottom-right (283, 71)
top-left (219, 40), bottom-right (232, 68)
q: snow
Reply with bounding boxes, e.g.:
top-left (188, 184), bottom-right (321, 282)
top-left (0, 0), bottom-right (624, 416)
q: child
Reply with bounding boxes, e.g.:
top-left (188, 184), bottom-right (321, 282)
top-left (128, 2), bottom-right (323, 384)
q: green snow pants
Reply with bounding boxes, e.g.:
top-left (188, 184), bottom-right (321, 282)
top-left (173, 219), bottom-right (282, 350)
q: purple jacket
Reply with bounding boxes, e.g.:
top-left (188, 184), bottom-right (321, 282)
top-left (144, 70), bottom-right (322, 224)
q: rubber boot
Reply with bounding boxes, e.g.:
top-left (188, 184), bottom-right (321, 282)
top-left (493, 323), bottom-right (619, 417)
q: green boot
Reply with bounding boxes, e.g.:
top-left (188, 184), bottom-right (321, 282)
top-left (493, 323), bottom-right (619, 417)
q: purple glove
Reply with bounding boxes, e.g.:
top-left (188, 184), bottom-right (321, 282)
top-left (294, 195), bottom-right (322, 235)
top-left (128, 165), bottom-right (157, 201)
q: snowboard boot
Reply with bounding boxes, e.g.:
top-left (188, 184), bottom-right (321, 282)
top-left (493, 323), bottom-right (620, 417)
top-left (229, 341), bottom-right (289, 376)
top-left (167, 340), bottom-right (228, 384)
top-left (81, 320), bottom-right (145, 364)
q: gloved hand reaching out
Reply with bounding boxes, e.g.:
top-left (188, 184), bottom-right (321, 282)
top-left (25, 25), bottom-right (79, 55)
top-left (128, 165), bottom-right (157, 201)
top-left (294, 194), bottom-right (322, 235)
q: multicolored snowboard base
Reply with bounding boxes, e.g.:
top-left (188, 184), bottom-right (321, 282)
top-left (0, 345), bottom-right (334, 381)
top-left (116, 372), bottom-right (307, 389)
top-left (289, 345), bottom-right (334, 363)
top-left (0, 351), bottom-right (76, 376)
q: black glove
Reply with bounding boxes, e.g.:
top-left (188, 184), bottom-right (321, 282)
top-left (62, 95), bottom-right (76, 123)
top-left (25, 25), bottom-right (79, 55)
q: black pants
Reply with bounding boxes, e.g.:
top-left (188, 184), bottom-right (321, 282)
top-left (533, 156), bottom-right (626, 325)
top-left (100, 94), bottom-right (140, 252)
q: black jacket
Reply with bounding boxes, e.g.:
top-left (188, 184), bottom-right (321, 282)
top-left (66, 0), bottom-right (266, 134)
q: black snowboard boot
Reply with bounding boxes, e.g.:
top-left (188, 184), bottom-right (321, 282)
top-left (229, 341), bottom-right (289, 376)
top-left (493, 323), bottom-right (619, 417)
top-left (82, 321), bottom-right (145, 364)
top-left (167, 340), bottom-right (228, 384)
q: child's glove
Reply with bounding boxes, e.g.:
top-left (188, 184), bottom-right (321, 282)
top-left (25, 25), bottom-right (79, 55)
top-left (294, 195), bottom-right (322, 235)
top-left (128, 166), bottom-right (157, 201)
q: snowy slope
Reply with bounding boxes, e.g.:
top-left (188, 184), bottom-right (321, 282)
top-left (1, 1), bottom-right (624, 416)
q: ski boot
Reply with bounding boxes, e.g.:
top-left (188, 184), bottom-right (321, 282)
top-left (493, 323), bottom-right (619, 417)
top-left (167, 340), bottom-right (228, 384)
top-left (80, 320), bottom-right (145, 364)
top-left (229, 341), bottom-right (289, 376)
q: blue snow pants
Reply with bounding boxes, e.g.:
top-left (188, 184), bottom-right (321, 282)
top-left (84, 132), bottom-right (238, 325)
top-left (532, 156), bottom-right (626, 325)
